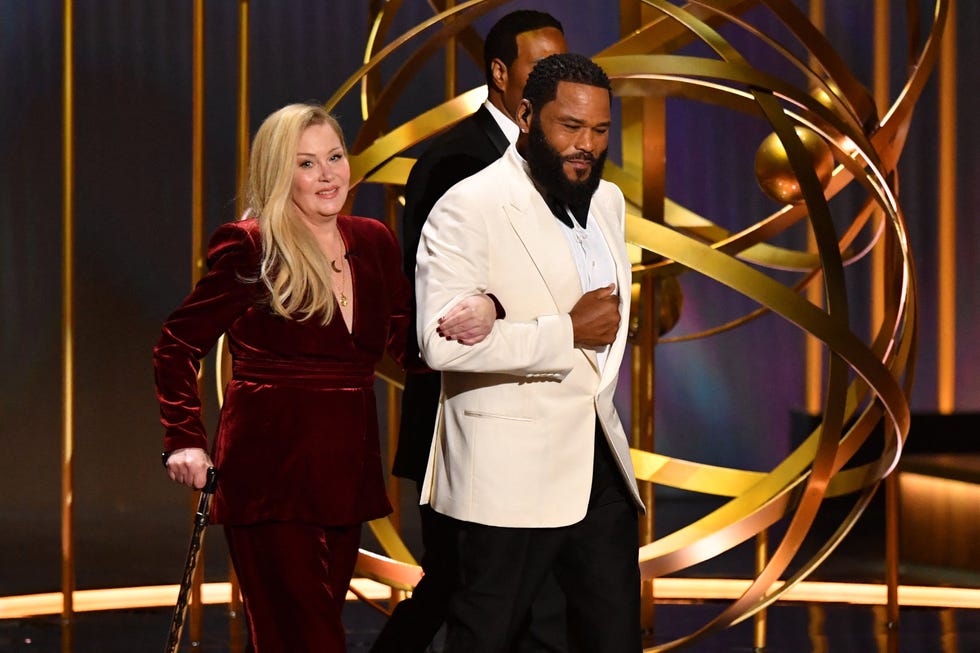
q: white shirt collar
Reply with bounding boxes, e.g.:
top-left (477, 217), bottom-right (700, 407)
top-left (484, 100), bottom-right (520, 145)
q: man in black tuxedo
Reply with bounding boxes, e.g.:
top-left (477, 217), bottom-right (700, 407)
top-left (371, 10), bottom-right (567, 653)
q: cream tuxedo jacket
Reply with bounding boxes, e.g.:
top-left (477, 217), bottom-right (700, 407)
top-left (416, 145), bottom-right (643, 528)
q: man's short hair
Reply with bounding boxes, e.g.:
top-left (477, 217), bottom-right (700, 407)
top-left (483, 10), bottom-right (564, 85)
top-left (522, 53), bottom-right (612, 112)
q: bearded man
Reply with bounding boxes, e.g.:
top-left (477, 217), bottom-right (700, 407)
top-left (415, 53), bottom-right (643, 653)
top-left (374, 11), bottom-right (569, 653)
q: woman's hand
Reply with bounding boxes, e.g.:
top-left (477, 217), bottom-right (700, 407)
top-left (437, 294), bottom-right (497, 345)
top-left (165, 447), bottom-right (214, 490)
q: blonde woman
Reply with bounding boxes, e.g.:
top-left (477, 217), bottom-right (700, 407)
top-left (154, 103), bottom-right (495, 652)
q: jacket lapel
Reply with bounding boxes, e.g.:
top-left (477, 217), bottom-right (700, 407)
top-left (472, 105), bottom-right (510, 156)
top-left (500, 148), bottom-right (583, 313)
top-left (591, 186), bottom-right (631, 393)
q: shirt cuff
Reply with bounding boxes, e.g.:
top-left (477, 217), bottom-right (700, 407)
top-left (486, 293), bottom-right (506, 319)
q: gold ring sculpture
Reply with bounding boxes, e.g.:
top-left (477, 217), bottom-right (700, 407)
top-left (217, 1), bottom-right (946, 649)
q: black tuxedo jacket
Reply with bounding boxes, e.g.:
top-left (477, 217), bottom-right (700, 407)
top-left (393, 105), bottom-right (510, 484)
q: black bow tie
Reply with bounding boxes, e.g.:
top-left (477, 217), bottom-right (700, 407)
top-left (543, 193), bottom-right (590, 229)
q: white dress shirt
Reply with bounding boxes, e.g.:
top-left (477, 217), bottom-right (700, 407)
top-left (557, 211), bottom-right (616, 372)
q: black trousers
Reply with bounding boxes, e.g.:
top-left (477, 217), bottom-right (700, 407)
top-left (370, 498), bottom-right (568, 653)
top-left (444, 426), bottom-right (641, 653)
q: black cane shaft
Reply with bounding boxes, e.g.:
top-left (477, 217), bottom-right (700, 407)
top-left (165, 467), bottom-right (217, 653)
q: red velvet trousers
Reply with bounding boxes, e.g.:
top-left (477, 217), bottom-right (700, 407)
top-left (224, 521), bottom-right (361, 652)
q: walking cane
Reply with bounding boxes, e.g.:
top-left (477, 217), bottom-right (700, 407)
top-left (165, 465), bottom-right (218, 653)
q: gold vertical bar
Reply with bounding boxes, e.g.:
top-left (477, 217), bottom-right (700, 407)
top-left (445, 0), bottom-right (456, 101)
top-left (872, 4), bottom-right (900, 652)
top-left (804, 0), bottom-right (824, 417)
top-left (618, 0), bottom-right (644, 171)
top-left (885, 468), bottom-right (900, 653)
top-left (807, 604), bottom-right (827, 653)
top-left (60, 1), bottom-right (75, 650)
top-left (621, 0), bottom-right (647, 631)
top-left (188, 0), bottom-right (208, 647)
top-left (871, 0), bottom-right (890, 339)
top-left (640, 99), bottom-right (666, 231)
top-left (937, 0), bottom-right (957, 413)
top-left (635, 278), bottom-right (657, 541)
top-left (384, 185), bottom-right (405, 612)
top-left (619, 0), bottom-right (640, 40)
top-left (384, 185), bottom-right (402, 534)
top-left (630, 20), bottom-right (667, 546)
top-left (632, 272), bottom-right (657, 646)
top-left (753, 531), bottom-right (768, 650)
top-left (386, 390), bottom-right (402, 524)
top-left (939, 608), bottom-right (959, 653)
top-left (623, 0), bottom-right (666, 638)
top-left (637, 94), bottom-right (666, 537)
top-left (873, 604), bottom-right (888, 653)
top-left (192, 0), bottom-right (206, 285)
top-left (236, 0), bottom-right (250, 217)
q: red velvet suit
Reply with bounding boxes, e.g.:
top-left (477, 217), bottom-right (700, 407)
top-left (155, 215), bottom-right (411, 651)
top-left (154, 215), bottom-right (410, 526)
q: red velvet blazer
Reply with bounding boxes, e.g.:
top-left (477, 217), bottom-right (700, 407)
top-left (153, 216), bottom-right (411, 526)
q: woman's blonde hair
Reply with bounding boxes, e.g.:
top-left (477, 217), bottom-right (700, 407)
top-left (244, 103), bottom-right (347, 325)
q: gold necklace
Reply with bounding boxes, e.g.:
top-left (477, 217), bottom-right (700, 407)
top-left (331, 257), bottom-right (349, 307)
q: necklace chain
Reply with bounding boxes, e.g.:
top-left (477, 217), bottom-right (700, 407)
top-left (331, 256), bottom-right (349, 307)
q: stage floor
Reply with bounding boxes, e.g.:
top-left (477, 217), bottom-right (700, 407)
top-left (2, 600), bottom-right (979, 652)
top-left (3, 490), bottom-right (979, 651)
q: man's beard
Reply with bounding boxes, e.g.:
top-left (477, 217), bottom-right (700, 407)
top-left (525, 119), bottom-right (607, 209)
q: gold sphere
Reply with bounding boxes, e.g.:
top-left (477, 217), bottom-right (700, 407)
top-left (754, 126), bottom-right (835, 204)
